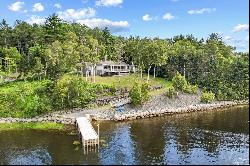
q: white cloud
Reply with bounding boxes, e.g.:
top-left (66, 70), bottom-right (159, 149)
top-left (142, 14), bottom-right (153, 21)
top-left (58, 8), bottom-right (96, 21)
top-left (224, 36), bottom-right (233, 41)
top-left (233, 24), bottom-right (249, 32)
top-left (76, 18), bottom-right (129, 32)
top-left (246, 36), bottom-right (249, 42)
top-left (27, 15), bottom-right (46, 25)
top-left (82, 0), bottom-right (88, 3)
top-left (8, 1), bottom-right (25, 12)
top-left (162, 13), bottom-right (175, 20)
top-left (188, 8), bottom-right (216, 15)
top-left (54, 3), bottom-right (62, 9)
top-left (96, 0), bottom-right (123, 7)
top-left (32, 3), bottom-right (44, 12)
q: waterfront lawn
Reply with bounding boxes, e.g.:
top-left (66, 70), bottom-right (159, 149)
top-left (0, 122), bottom-right (64, 131)
top-left (91, 74), bottom-right (173, 90)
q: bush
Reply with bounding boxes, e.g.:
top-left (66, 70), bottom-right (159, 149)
top-left (183, 84), bottom-right (198, 94)
top-left (0, 80), bottom-right (52, 118)
top-left (165, 87), bottom-right (178, 98)
top-left (190, 85), bottom-right (198, 94)
top-left (129, 83), bottom-right (150, 106)
top-left (52, 74), bottom-right (116, 109)
top-left (200, 91), bottom-right (215, 103)
top-left (141, 83), bottom-right (150, 102)
top-left (172, 72), bottom-right (187, 91)
top-left (129, 83), bottom-right (142, 106)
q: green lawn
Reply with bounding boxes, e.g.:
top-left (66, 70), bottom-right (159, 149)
top-left (0, 122), bottom-right (64, 131)
top-left (88, 74), bottom-right (172, 90)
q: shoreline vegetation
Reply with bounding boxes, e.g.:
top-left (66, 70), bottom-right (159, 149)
top-left (0, 14), bottom-right (249, 127)
top-left (0, 122), bottom-right (65, 131)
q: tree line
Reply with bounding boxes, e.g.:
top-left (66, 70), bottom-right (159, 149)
top-left (0, 14), bottom-right (249, 100)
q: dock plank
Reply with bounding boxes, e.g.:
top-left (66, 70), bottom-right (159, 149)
top-left (76, 117), bottom-right (99, 147)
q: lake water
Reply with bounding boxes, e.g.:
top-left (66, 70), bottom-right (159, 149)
top-left (0, 106), bottom-right (249, 165)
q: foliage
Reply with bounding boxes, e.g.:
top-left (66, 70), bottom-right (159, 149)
top-left (129, 82), bottom-right (150, 106)
top-left (183, 83), bottom-right (198, 94)
top-left (141, 83), bottom-right (150, 102)
top-left (200, 91), bottom-right (215, 103)
top-left (172, 71), bottom-right (188, 91)
top-left (52, 74), bottom-right (115, 109)
top-left (0, 80), bottom-right (52, 118)
top-left (0, 122), bottom-right (64, 131)
top-left (0, 16), bottom-right (248, 117)
top-left (165, 86), bottom-right (178, 98)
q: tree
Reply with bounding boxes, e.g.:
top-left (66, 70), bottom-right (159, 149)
top-left (1, 47), bottom-right (21, 73)
top-left (44, 14), bottom-right (64, 43)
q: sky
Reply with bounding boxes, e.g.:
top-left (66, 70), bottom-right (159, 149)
top-left (0, 0), bottom-right (249, 52)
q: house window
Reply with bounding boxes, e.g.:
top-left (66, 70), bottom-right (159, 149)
top-left (127, 66), bottom-right (130, 69)
top-left (104, 66), bottom-right (108, 69)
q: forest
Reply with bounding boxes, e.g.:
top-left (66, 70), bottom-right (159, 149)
top-left (0, 14), bottom-right (249, 117)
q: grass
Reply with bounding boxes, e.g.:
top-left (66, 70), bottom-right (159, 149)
top-left (88, 74), bottom-right (172, 90)
top-left (0, 122), bottom-right (65, 131)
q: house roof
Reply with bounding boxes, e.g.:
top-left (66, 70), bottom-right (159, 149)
top-left (77, 61), bottom-right (131, 67)
top-left (97, 61), bottom-right (129, 66)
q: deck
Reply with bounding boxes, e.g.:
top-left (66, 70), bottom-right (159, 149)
top-left (76, 117), bottom-right (99, 151)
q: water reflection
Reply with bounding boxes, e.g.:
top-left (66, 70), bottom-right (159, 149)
top-left (0, 106), bottom-right (249, 165)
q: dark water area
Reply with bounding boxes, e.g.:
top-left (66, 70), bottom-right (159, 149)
top-left (0, 106), bottom-right (249, 165)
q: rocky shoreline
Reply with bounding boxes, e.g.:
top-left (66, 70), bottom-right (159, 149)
top-left (92, 100), bottom-right (248, 121)
top-left (0, 92), bottom-right (248, 124)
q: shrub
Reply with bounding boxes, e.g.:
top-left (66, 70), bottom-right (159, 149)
top-left (165, 87), bottom-right (178, 98)
top-left (172, 72), bottom-right (187, 91)
top-left (190, 85), bottom-right (199, 94)
top-left (141, 83), bottom-right (150, 102)
top-left (129, 83), bottom-right (142, 106)
top-left (183, 84), bottom-right (198, 94)
top-left (129, 82), bottom-right (150, 106)
top-left (52, 75), bottom-right (96, 109)
top-left (200, 91), bottom-right (215, 103)
top-left (0, 80), bottom-right (52, 118)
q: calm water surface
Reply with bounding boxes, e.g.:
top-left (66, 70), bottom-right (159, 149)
top-left (0, 106), bottom-right (249, 165)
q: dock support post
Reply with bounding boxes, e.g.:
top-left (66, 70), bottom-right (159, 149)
top-left (97, 124), bottom-right (100, 146)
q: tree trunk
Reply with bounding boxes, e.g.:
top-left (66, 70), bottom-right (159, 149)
top-left (91, 66), bottom-right (94, 82)
top-left (81, 66), bottom-right (83, 77)
top-left (86, 70), bottom-right (88, 82)
top-left (153, 67), bottom-right (156, 78)
top-left (93, 65), bottom-right (96, 83)
top-left (147, 66), bottom-right (151, 83)
top-left (183, 62), bottom-right (186, 78)
top-left (140, 68), bottom-right (143, 78)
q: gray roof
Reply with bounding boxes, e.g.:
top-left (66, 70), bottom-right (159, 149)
top-left (97, 61), bottom-right (129, 66)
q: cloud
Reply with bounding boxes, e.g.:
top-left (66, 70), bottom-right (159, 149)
top-left (27, 15), bottom-right (46, 25)
top-left (142, 14), bottom-right (153, 21)
top-left (82, 0), bottom-right (88, 3)
top-left (224, 36), bottom-right (233, 41)
top-left (8, 1), bottom-right (25, 12)
top-left (95, 0), bottom-right (123, 7)
top-left (246, 36), bottom-right (249, 42)
top-left (162, 13), bottom-right (175, 20)
top-left (54, 3), bottom-right (62, 9)
top-left (32, 3), bottom-right (44, 12)
top-left (76, 18), bottom-right (129, 32)
top-left (233, 24), bottom-right (249, 32)
top-left (58, 8), bottom-right (96, 21)
top-left (188, 8), bottom-right (216, 15)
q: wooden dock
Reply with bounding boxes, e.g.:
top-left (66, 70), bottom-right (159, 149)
top-left (76, 117), bottom-right (99, 151)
